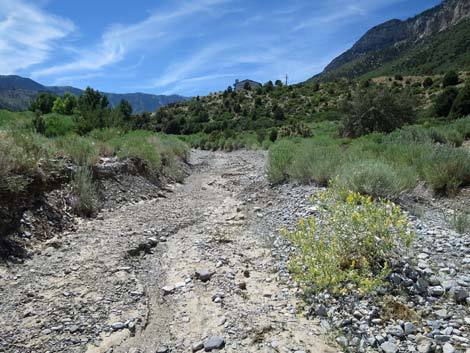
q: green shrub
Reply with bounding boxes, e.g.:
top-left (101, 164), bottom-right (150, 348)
top-left (52, 92), bottom-right (78, 115)
top-left (442, 71), bottom-right (459, 87)
top-left (434, 87), bottom-right (459, 117)
top-left (421, 145), bottom-right (470, 195)
top-left (43, 113), bottom-right (76, 137)
top-left (423, 77), bottom-right (433, 88)
top-left (338, 160), bottom-right (404, 199)
top-left (337, 159), bottom-right (408, 199)
top-left (289, 143), bottom-right (342, 185)
top-left (267, 140), bottom-right (296, 184)
top-left (285, 184), bottom-right (413, 294)
top-left (0, 133), bottom-right (14, 176)
top-left (71, 167), bottom-right (98, 217)
top-left (451, 116), bottom-right (470, 139)
top-left (278, 122), bottom-right (312, 138)
top-left (339, 87), bottom-right (416, 137)
top-left (450, 82), bottom-right (470, 119)
top-left (29, 92), bottom-right (58, 115)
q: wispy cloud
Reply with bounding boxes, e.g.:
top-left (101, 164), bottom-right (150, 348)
top-left (32, 0), bottom-right (235, 79)
top-left (0, 0), bottom-right (75, 73)
top-left (6, 0), bottom-right (424, 95)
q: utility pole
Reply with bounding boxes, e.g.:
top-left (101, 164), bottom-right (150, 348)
top-left (285, 74), bottom-right (288, 86)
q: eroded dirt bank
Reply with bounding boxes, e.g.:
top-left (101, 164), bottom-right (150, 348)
top-left (0, 150), bottom-right (337, 353)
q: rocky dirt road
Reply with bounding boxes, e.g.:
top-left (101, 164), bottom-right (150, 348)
top-left (0, 150), bottom-right (337, 353)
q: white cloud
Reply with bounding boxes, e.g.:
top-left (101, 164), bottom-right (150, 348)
top-left (152, 44), bottom-right (232, 88)
top-left (32, 0), bottom-right (234, 79)
top-left (0, 0), bottom-right (75, 73)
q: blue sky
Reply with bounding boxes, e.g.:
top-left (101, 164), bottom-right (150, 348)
top-left (0, 0), bottom-right (442, 96)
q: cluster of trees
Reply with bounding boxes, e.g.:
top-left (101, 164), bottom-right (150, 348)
top-left (132, 81), bottom-right (296, 136)
top-left (136, 78), bottom-right (353, 138)
top-left (29, 88), bottom-right (133, 135)
top-left (27, 71), bottom-right (469, 143)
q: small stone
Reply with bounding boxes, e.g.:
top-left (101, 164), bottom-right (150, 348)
top-left (428, 286), bottom-right (445, 297)
top-left (387, 325), bottom-right (404, 338)
top-left (111, 322), bottom-right (127, 331)
top-left (429, 275), bottom-right (441, 286)
top-left (68, 325), bottom-right (80, 333)
top-left (443, 343), bottom-right (455, 353)
top-left (204, 336), bottom-right (225, 351)
top-left (238, 282), bottom-right (247, 290)
top-left (434, 335), bottom-right (451, 342)
top-left (390, 273), bottom-right (403, 285)
top-left (450, 287), bottom-right (468, 303)
top-left (416, 335), bottom-right (433, 353)
top-left (41, 329), bottom-right (52, 335)
top-left (156, 347), bottom-right (169, 353)
top-left (381, 342), bottom-right (398, 353)
top-left (336, 336), bottom-right (348, 348)
top-left (404, 322), bottom-right (416, 335)
top-left (195, 270), bottom-right (215, 282)
top-left (218, 316), bottom-right (227, 326)
top-left (415, 278), bottom-right (429, 294)
top-left (435, 309), bottom-right (449, 319)
top-left (162, 286), bottom-right (175, 296)
top-left (314, 304), bottom-right (328, 317)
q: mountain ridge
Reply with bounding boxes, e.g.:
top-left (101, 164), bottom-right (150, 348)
top-left (0, 75), bottom-right (188, 113)
top-left (312, 0), bottom-right (470, 81)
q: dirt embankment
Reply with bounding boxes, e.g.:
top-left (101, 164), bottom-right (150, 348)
top-left (0, 156), bottom-right (188, 261)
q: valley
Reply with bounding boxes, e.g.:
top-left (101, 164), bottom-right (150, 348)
top-left (1, 0), bottom-right (469, 352)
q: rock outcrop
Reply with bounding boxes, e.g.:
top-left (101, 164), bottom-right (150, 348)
top-left (313, 0), bottom-right (470, 81)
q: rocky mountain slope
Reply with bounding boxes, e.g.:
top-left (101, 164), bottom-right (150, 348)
top-left (312, 0), bottom-right (470, 81)
top-left (0, 75), bottom-right (188, 113)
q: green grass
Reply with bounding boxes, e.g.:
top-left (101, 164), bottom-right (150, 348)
top-left (0, 110), bottom-right (189, 190)
top-left (448, 211), bottom-right (470, 234)
top-left (55, 134), bottom-right (100, 167)
top-left (0, 110), bottom-right (34, 130)
top-left (71, 167), bottom-right (98, 217)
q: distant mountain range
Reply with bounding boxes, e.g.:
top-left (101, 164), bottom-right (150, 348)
top-left (0, 75), bottom-right (189, 113)
top-left (311, 0), bottom-right (470, 81)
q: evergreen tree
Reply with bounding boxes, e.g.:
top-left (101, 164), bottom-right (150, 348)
top-left (450, 82), bottom-right (470, 119)
top-left (435, 87), bottom-right (459, 117)
top-left (29, 92), bottom-right (58, 114)
top-left (442, 71), bottom-right (459, 87)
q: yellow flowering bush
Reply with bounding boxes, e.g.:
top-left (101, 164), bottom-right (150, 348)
top-left (284, 182), bottom-right (413, 294)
